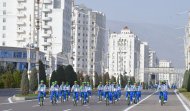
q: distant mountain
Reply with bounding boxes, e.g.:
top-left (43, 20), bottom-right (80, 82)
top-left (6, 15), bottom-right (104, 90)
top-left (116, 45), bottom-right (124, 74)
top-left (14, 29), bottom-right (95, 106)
top-left (107, 20), bottom-right (185, 68)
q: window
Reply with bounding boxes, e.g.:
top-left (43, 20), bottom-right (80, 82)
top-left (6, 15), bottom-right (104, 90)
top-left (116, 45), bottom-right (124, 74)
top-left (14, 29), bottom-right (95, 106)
top-left (44, 38), bottom-right (47, 42)
top-left (78, 58), bottom-right (80, 61)
top-left (2, 26), bottom-right (6, 30)
top-left (3, 2), bottom-right (6, 7)
top-left (78, 33), bottom-right (80, 36)
top-left (3, 10), bottom-right (6, 15)
top-left (78, 46), bottom-right (80, 48)
top-left (78, 39), bottom-right (80, 42)
top-left (44, 46), bottom-right (47, 51)
top-left (2, 34), bottom-right (5, 38)
top-left (2, 42), bottom-right (5, 46)
top-left (3, 18), bottom-right (6, 22)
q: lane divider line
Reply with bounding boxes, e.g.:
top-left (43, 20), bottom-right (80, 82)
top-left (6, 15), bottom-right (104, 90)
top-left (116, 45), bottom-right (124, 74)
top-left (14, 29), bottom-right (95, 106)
top-left (175, 91), bottom-right (190, 111)
top-left (8, 97), bottom-right (13, 103)
top-left (2, 109), bottom-right (12, 111)
top-left (123, 91), bottom-right (156, 111)
top-left (64, 109), bottom-right (71, 111)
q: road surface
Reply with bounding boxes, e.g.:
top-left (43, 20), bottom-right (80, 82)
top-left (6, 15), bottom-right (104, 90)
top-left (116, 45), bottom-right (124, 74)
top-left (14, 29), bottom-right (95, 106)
top-left (0, 89), bottom-right (189, 111)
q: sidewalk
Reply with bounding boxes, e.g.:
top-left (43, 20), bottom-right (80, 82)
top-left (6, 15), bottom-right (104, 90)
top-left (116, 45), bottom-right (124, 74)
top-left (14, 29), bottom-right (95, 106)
top-left (178, 90), bottom-right (190, 107)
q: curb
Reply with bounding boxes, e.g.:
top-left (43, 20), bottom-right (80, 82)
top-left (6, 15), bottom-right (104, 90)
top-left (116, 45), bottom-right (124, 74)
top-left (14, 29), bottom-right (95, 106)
top-left (179, 93), bottom-right (190, 107)
top-left (12, 95), bottom-right (50, 101)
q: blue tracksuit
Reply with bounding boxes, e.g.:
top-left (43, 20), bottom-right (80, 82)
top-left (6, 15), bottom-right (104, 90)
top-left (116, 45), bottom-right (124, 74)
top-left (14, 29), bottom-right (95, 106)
top-left (71, 84), bottom-right (80, 101)
top-left (37, 84), bottom-right (46, 103)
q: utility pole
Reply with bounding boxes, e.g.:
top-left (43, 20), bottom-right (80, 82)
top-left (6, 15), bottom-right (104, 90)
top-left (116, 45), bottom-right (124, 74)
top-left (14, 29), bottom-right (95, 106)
top-left (35, 0), bottom-right (40, 86)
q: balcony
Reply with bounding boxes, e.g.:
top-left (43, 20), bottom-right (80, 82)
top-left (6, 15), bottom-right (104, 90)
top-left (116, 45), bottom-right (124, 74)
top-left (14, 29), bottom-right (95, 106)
top-left (42, 42), bottom-right (51, 46)
top-left (42, 34), bottom-right (51, 38)
top-left (17, 6), bottom-right (26, 10)
top-left (42, 25), bottom-right (51, 29)
top-left (43, 0), bottom-right (52, 4)
top-left (16, 37), bottom-right (25, 42)
top-left (42, 17), bottom-right (52, 21)
top-left (17, 13), bottom-right (26, 18)
top-left (42, 8), bottom-right (52, 12)
top-left (17, 0), bottom-right (26, 2)
top-left (17, 29), bottom-right (25, 34)
top-left (17, 21), bottom-right (26, 26)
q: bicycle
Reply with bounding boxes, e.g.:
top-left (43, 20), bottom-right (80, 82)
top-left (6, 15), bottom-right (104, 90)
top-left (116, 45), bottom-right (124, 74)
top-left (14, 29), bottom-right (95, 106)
top-left (105, 92), bottom-right (109, 106)
top-left (39, 92), bottom-right (44, 106)
top-left (98, 90), bottom-right (103, 101)
top-left (126, 92), bottom-right (130, 106)
top-left (73, 92), bottom-right (78, 106)
top-left (52, 92), bottom-right (57, 105)
top-left (160, 92), bottom-right (165, 106)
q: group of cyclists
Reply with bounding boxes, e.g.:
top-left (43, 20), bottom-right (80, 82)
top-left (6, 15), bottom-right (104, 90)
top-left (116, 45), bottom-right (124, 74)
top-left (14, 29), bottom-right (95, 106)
top-left (37, 79), bottom-right (168, 106)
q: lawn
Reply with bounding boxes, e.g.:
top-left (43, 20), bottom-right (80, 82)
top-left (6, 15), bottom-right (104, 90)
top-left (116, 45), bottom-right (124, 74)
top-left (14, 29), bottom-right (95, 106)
top-left (178, 88), bottom-right (190, 101)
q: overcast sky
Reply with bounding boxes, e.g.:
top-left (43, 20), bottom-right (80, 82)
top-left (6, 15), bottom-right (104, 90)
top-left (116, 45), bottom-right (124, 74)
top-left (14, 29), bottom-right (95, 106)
top-left (76, 0), bottom-right (190, 68)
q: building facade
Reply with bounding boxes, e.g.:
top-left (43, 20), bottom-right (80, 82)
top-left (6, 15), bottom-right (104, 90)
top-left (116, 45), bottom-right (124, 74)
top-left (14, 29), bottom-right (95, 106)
top-left (108, 26), bottom-right (141, 80)
top-left (139, 42), bottom-right (149, 82)
top-left (0, 0), bottom-right (17, 47)
top-left (0, 46), bottom-right (45, 71)
top-left (72, 4), bottom-right (106, 75)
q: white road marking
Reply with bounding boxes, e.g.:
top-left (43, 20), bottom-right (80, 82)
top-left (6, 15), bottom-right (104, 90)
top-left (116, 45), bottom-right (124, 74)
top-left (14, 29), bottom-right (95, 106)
top-left (97, 101), bottom-right (102, 103)
top-left (83, 105), bottom-right (88, 106)
top-left (8, 97), bottom-right (13, 103)
top-left (123, 91), bottom-right (156, 111)
top-left (32, 105), bottom-right (39, 108)
top-left (64, 109), bottom-right (71, 111)
top-left (175, 91), bottom-right (190, 111)
top-left (2, 109), bottom-right (12, 111)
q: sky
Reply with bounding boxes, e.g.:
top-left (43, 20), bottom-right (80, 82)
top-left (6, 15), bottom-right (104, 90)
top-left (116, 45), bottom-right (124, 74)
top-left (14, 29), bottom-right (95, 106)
top-left (76, 0), bottom-right (190, 68)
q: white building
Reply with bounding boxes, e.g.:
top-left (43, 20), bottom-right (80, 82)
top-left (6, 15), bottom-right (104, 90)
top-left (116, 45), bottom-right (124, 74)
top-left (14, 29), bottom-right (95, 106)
top-left (39, 0), bottom-right (72, 73)
top-left (148, 50), bottom-right (159, 83)
top-left (139, 42), bottom-right (149, 83)
top-left (159, 60), bottom-right (177, 86)
top-left (108, 26), bottom-right (141, 80)
top-left (0, 0), bottom-right (17, 46)
top-left (72, 4), bottom-right (106, 75)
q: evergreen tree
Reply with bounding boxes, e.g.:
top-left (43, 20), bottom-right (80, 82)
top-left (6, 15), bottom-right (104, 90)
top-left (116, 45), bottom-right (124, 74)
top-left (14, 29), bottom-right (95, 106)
top-left (64, 65), bottom-right (77, 86)
top-left (95, 72), bottom-right (99, 87)
top-left (13, 70), bottom-right (22, 88)
top-left (30, 68), bottom-right (38, 93)
top-left (77, 72), bottom-right (84, 85)
top-left (111, 76), bottom-right (116, 83)
top-left (84, 75), bottom-right (90, 82)
top-left (39, 60), bottom-right (46, 84)
top-left (21, 70), bottom-right (29, 95)
top-left (187, 70), bottom-right (190, 91)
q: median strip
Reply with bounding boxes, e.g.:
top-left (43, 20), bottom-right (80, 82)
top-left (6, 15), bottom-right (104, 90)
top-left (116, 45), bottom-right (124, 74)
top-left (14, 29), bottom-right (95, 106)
top-left (175, 91), bottom-right (190, 111)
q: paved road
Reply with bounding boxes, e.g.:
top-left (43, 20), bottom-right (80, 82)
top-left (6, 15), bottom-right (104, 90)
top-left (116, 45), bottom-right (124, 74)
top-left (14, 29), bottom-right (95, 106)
top-left (0, 90), bottom-right (189, 111)
top-left (0, 88), bottom-right (20, 103)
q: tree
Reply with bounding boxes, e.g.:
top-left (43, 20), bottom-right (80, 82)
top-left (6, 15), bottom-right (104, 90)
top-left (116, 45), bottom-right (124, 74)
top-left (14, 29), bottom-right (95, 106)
top-left (102, 72), bottom-right (109, 85)
top-left (111, 76), bottom-right (116, 83)
top-left (30, 68), bottom-right (38, 93)
top-left (84, 75), bottom-right (90, 82)
top-left (39, 60), bottom-right (46, 84)
top-left (21, 70), bottom-right (29, 95)
top-left (95, 72), bottom-right (99, 87)
top-left (64, 65), bottom-right (77, 86)
top-left (187, 70), bottom-right (190, 92)
top-left (77, 72), bottom-right (84, 85)
top-left (182, 70), bottom-right (189, 89)
top-left (13, 70), bottom-right (22, 88)
top-left (1, 71), bottom-right (15, 88)
top-left (98, 75), bottom-right (102, 83)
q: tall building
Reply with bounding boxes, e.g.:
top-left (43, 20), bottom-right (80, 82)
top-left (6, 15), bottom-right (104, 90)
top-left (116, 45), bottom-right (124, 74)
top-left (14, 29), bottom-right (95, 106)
top-left (148, 50), bottom-right (159, 83)
top-left (139, 42), bottom-right (149, 82)
top-left (39, 0), bottom-right (72, 73)
top-left (108, 26), bottom-right (141, 79)
top-left (72, 4), bottom-right (106, 75)
top-left (159, 60), bottom-right (173, 86)
top-left (0, 0), bottom-right (17, 46)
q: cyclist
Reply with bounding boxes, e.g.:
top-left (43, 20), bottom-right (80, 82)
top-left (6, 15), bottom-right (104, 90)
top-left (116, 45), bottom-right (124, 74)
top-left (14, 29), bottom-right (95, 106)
top-left (117, 83), bottom-right (122, 100)
top-left (137, 82), bottom-right (142, 101)
top-left (59, 81), bottom-right (67, 102)
top-left (86, 82), bottom-right (92, 98)
top-left (125, 81), bottom-right (132, 104)
top-left (103, 81), bottom-right (110, 101)
top-left (66, 82), bottom-right (71, 98)
top-left (97, 82), bottom-right (104, 100)
top-left (50, 82), bottom-right (55, 103)
top-left (54, 81), bottom-right (60, 102)
top-left (108, 81), bottom-right (113, 103)
top-left (71, 81), bottom-right (80, 103)
top-left (112, 82), bottom-right (118, 102)
top-left (37, 80), bottom-right (46, 105)
top-left (80, 82), bottom-right (88, 103)
top-left (157, 81), bottom-right (168, 103)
